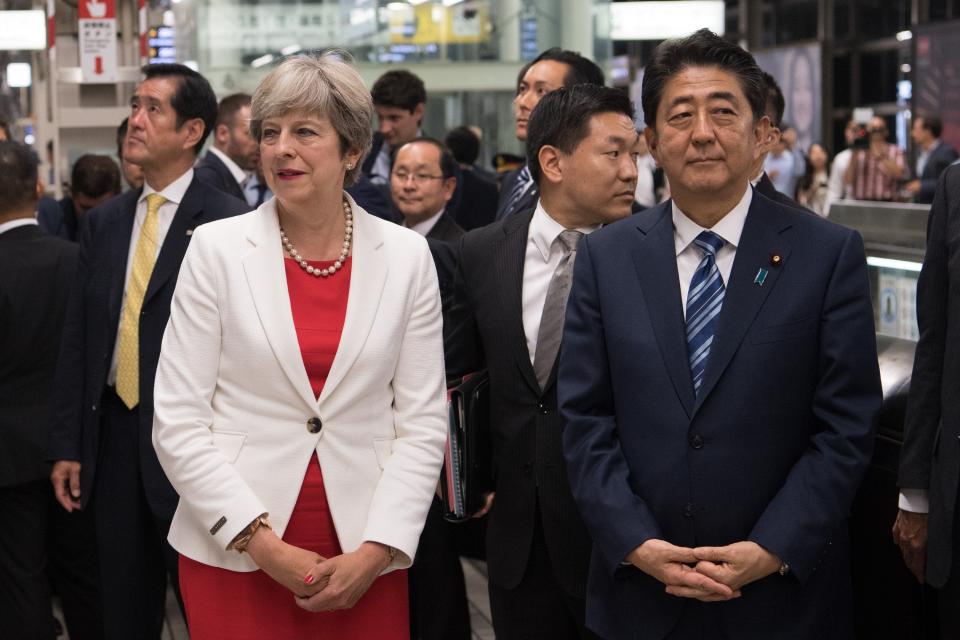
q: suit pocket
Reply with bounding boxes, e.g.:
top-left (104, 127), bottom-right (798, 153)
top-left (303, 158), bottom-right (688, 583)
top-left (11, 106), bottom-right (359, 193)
top-left (749, 318), bottom-right (817, 345)
top-left (373, 436), bottom-right (395, 470)
top-left (211, 430), bottom-right (247, 463)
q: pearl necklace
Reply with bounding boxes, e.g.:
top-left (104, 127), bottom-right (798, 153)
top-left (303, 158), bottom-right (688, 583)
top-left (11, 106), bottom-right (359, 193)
top-left (279, 199), bottom-right (353, 278)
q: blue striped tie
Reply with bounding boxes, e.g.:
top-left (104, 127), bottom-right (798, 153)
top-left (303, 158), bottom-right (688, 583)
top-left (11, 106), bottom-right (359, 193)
top-left (501, 165), bottom-right (532, 219)
top-left (686, 231), bottom-right (726, 395)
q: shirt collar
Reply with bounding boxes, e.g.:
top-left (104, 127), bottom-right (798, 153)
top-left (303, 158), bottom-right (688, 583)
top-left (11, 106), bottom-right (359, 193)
top-left (672, 185), bottom-right (752, 257)
top-left (406, 208), bottom-right (445, 236)
top-left (208, 147), bottom-right (250, 185)
top-left (530, 199), bottom-right (601, 263)
top-left (141, 168), bottom-right (194, 207)
top-left (0, 217), bottom-right (38, 235)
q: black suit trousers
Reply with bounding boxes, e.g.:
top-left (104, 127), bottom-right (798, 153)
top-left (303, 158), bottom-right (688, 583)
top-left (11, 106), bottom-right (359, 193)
top-left (93, 388), bottom-right (180, 639)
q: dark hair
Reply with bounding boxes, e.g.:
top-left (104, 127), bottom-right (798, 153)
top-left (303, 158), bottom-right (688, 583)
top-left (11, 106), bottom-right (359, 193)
top-left (530, 48), bottom-right (605, 89)
top-left (795, 142), bottom-right (829, 197)
top-left (641, 28), bottom-right (765, 130)
top-left (141, 63), bottom-right (218, 155)
top-left (760, 71), bottom-right (785, 128)
top-left (918, 115), bottom-right (943, 138)
top-left (71, 154), bottom-right (121, 198)
top-left (397, 137), bottom-right (457, 179)
top-left (526, 84), bottom-right (634, 183)
top-left (216, 93), bottom-right (252, 130)
top-left (445, 126), bottom-right (480, 165)
top-left (0, 141), bottom-right (37, 216)
top-left (371, 70), bottom-right (426, 113)
top-left (116, 117), bottom-right (129, 159)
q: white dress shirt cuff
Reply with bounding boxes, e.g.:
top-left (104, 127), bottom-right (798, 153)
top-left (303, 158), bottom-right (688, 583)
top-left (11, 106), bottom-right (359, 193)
top-left (898, 489), bottom-right (930, 513)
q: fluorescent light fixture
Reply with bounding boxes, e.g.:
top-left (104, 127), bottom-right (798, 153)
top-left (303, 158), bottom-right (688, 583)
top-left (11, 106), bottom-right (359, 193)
top-left (251, 53), bottom-right (275, 68)
top-left (386, 2), bottom-right (408, 10)
top-left (900, 63), bottom-right (911, 73)
top-left (281, 44), bottom-right (302, 56)
top-left (6, 62), bottom-right (32, 87)
top-left (610, 1), bottom-right (724, 41)
top-left (0, 10), bottom-right (46, 51)
top-left (162, 10), bottom-right (175, 26)
top-left (408, 0), bottom-right (431, 4)
top-left (867, 256), bottom-right (923, 273)
top-left (442, 0), bottom-right (464, 6)
top-left (896, 30), bottom-right (912, 41)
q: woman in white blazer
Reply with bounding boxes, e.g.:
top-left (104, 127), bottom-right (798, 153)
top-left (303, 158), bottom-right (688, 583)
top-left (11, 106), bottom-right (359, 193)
top-left (152, 52), bottom-right (447, 639)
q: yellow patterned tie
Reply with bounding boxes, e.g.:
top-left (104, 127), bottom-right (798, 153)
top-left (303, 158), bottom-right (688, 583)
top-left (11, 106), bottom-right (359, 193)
top-left (116, 193), bottom-right (166, 409)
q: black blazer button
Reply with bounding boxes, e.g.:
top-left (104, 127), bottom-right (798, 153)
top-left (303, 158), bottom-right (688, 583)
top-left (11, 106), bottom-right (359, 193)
top-left (689, 434), bottom-right (704, 449)
top-left (683, 502), bottom-right (694, 518)
top-left (307, 417), bottom-right (322, 434)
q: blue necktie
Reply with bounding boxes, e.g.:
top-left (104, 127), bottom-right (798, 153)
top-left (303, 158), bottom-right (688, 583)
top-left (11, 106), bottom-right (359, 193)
top-left (501, 165), bottom-right (532, 219)
top-left (686, 231), bottom-right (726, 395)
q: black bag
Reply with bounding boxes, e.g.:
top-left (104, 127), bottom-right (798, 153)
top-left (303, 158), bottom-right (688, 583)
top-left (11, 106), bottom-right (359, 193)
top-left (440, 371), bottom-right (491, 523)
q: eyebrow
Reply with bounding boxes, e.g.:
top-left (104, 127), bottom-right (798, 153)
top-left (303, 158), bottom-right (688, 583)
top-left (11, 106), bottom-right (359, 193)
top-left (667, 91), bottom-right (741, 109)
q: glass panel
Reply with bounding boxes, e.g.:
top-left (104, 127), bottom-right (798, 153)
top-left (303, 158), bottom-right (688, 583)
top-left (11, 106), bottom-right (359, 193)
top-left (856, 0), bottom-right (910, 40)
top-left (859, 50), bottom-right (899, 104)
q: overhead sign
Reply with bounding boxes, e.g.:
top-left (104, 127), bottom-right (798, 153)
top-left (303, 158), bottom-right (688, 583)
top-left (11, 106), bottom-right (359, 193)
top-left (610, 1), bottom-right (724, 41)
top-left (0, 10), bottom-right (47, 51)
top-left (79, 0), bottom-right (118, 83)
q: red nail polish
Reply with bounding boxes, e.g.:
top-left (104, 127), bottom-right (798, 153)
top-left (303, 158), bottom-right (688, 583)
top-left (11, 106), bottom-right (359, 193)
top-left (305, 575), bottom-right (314, 585)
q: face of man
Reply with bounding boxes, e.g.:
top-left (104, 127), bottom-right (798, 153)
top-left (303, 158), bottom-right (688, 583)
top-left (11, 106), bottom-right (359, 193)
top-left (645, 66), bottom-right (766, 213)
top-left (125, 76), bottom-right (200, 171)
top-left (514, 60), bottom-right (569, 142)
top-left (390, 142), bottom-right (455, 225)
top-left (73, 190), bottom-right (116, 217)
top-left (868, 116), bottom-right (888, 142)
top-left (911, 118), bottom-right (932, 147)
top-left (376, 103), bottom-right (423, 148)
top-left (551, 111), bottom-right (639, 225)
top-left (844, 120), bottom-right (859, 146)
top-left (222, 104), bottom-right (259, 171)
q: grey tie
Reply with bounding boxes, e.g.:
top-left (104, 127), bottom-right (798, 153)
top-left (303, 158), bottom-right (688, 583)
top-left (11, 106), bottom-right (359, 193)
top-left (534, 230), bottom-right (584, 390)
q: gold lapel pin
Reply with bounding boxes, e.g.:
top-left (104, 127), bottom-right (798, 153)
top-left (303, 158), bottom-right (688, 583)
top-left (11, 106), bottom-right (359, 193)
top-left (770, 252), bottom-right (782, 267)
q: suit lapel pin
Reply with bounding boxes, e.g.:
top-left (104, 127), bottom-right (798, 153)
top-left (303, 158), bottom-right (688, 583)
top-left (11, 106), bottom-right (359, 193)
top-left (186, 229), bottom-right (194, 236)
top-left (754, 268), bottom-right (769, 286)
top-left (770, 252), bottom-right (782, 267)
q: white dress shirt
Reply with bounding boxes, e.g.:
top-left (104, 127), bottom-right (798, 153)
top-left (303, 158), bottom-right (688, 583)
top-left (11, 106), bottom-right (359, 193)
top-left (108, 168), bottom-right (193, 385)
top-left (826, 148), bottom-right (852, 215)
top-left (208, 146), bottom-right (250, 191)
top-left (521, 201), bottom-right (600, 365)
top-left (405, 208), bottom-right (444, 237)
top-left (673, 186), bottom-right (752, 317)
top-left (0, 218), bottom-right (38, 235)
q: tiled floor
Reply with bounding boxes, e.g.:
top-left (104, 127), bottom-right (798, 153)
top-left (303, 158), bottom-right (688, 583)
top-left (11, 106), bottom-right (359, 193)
top-left (57, 559), bottom-right (494, 639)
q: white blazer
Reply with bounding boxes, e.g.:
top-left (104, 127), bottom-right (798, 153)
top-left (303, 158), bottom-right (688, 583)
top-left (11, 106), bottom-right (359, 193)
top-left (152, 195), bottom-right (447, 573)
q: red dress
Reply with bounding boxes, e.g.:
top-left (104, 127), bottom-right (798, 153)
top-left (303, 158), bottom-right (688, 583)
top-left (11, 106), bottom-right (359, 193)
top-left (179, 257), bottom-right (410, 640)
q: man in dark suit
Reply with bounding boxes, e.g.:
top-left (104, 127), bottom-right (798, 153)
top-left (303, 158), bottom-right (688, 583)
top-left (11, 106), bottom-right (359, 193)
top-left (194, 93), bottom-right (258, 206)
top-left (895, 163), bottom-right (960, 638)
top-left (446, 126), bottom-right (498, 230)
top-left (750, 71), bottom-right (809, 212)
top-left (47, 63), bottom-right (250, 639)
top-left (496, 49), bottom-right (605, 222)
top-left (362, 70), bottom-right (426, 186)
top-left (447, 84), bottom-right (639, 638)
top-left (559, 30), bottom-right (881, 640)
top-left (392, 138), bottom-right (465, 243)
top-left (0, 141), bottom-right (103, 640)
top-left (904, 115), bottom-right (959, 205)
top-left (38, 154), bottom-right (121, 241)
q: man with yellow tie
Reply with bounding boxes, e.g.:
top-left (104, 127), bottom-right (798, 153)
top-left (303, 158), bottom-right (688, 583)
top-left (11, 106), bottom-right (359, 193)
top-left (47, 63), bottom-right (250, 639)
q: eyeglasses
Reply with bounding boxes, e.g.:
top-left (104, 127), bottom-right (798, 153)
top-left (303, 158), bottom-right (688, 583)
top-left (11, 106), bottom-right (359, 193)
top-left (391, 170), bottom-right (445, 184)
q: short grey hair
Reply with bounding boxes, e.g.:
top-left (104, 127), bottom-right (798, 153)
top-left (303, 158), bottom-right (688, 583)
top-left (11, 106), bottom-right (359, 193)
top-left (250, 51), bottom-right (373, 187)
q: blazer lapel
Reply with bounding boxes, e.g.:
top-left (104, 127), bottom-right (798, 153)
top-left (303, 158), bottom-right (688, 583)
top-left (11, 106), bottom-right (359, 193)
top-left (241, 200), bottom-right (318, 411)
top-left (144, 178), bottom-right (205, 305)
top-left (317, 196), bottom-right (388, 406)
top-left (107, 191), bottom-right (140, 332)
top-left (692, 197), bottom-right (793, 413)
top-left (495, 208), bottom-right (541, 395)
top-left (632, 203), bottom-right (696, 418)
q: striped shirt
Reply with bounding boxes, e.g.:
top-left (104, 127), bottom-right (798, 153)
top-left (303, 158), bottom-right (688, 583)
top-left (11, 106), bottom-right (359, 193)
top-left (851, 144), bottom-right (906, 201)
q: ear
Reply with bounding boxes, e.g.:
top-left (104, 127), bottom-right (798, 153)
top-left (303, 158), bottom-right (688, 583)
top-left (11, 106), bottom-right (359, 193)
top-left (215, 123), bottom-right (230, 146)
top-left (753, 115), bottom-right (772, 161)
top-left (644, 127), bottom-right (660, 167)
top-left (412, 103), bottom-right (425, 124)
top-left (441, 176), bottom-right (456, 203)
top-left (344, 147), bottom-right (363, 171)
top-left (538, 145), bottom-right (563, 185)
top-left (181, 118), bottom-right (206, 152)
top-left (35, 179), bottom-right (44, 201)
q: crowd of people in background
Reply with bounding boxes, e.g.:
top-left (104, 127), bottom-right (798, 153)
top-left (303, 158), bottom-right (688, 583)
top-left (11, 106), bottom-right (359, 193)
top-left (2, 27), bottom-right (960, 640)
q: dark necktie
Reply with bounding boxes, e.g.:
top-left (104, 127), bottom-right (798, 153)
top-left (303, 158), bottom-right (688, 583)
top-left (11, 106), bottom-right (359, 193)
top-left (501, 166), bottom-right (532, 219)
top-left (686, 231), bottom-right (726, 395)
top-left (534, 229), bottom-right (583, 390)
top-left (254, 183), bottom-right (268, 207)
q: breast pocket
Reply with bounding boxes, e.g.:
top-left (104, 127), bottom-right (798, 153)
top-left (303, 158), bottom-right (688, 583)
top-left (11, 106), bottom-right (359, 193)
top-left (211, 429), bottom-right (247, 463)
top-left (749, 318), bottom-right (817, 345)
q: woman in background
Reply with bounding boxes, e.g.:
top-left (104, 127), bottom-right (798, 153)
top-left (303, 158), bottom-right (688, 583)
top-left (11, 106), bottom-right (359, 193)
top-left (797, 142), bottom-right (831, 216)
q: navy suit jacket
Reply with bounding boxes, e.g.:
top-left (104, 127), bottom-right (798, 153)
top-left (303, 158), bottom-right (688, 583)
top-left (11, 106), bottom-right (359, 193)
top-left (559, 190), bottom-right (881, 639)
top-left (47, 178), bottom-right (250, 519)
top-left (194, 151), bottom-right (248, 203)
top-left (915, 142), bottom-right (959, 204)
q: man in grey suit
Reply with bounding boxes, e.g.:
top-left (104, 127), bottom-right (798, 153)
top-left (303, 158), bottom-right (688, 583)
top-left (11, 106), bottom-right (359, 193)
top-left (896, 163), bottom-right (960, 638)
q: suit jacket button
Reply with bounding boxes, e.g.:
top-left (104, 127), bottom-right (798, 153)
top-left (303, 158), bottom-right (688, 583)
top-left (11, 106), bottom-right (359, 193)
top-left (683, 502), bottom-right (694, 518)
top-left (689, 434), bottom-right (704, 449)
top-left (307, 417), bottom-right (322, 434)
top-left (538, 403), bottom-right (548, 415)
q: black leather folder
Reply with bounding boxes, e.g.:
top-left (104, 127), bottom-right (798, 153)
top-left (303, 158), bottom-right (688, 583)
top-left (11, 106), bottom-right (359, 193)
top-left (440, 371), bottom-right (491, 522)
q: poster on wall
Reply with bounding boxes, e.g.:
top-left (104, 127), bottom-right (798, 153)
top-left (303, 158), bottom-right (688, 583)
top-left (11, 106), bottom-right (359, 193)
top-left (78, 0), bottom-right (117, 83)
top-left (753, 43), bottom-right (822, 156)
top-left (915, 22), bottom-right (960, 153)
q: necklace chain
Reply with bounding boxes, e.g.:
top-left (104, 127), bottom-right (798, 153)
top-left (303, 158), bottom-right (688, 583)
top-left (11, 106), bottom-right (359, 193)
top-left (279, 199), bottom-right (353, 278)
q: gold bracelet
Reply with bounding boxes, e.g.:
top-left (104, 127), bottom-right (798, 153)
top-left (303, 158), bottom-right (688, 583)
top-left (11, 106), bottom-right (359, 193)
top-left (230, 515), bottom-right (271, 553)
